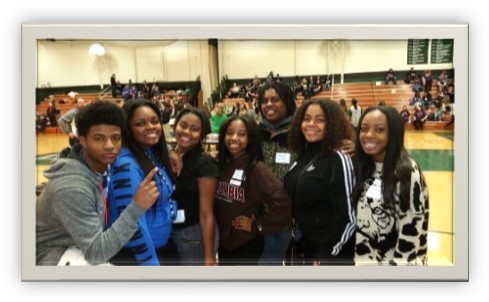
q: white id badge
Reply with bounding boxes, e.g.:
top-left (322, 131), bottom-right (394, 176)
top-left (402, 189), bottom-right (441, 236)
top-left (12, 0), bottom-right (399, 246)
top-left (173, 209), bottom-right (186, 224)
top-left (230, 179), bottom-right (242, 186)
top-left (232, 169), bottom-right (244, 180)
top-left (366, 179), bottom-right (382, 200)
top-left (275, 152), bottom-right (291, 164)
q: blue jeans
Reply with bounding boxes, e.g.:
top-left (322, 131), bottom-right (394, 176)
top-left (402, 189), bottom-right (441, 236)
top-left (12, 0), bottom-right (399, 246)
top-left (258, 227), bottom-right (292, 265)
top-left (171, 223), bottom-right (218, 265)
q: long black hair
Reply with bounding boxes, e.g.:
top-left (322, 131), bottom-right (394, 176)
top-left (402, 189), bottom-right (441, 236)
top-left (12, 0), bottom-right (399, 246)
top-left (217, 115), bottom-right (263, 184)
top-left (122, 99), bottom-right (176, 184)
top-left (352, 106), bottom-right (419, 212)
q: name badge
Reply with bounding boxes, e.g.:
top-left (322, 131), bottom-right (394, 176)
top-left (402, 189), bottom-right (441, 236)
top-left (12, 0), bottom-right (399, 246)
top-left (230, 179), bottom-right (242, 186)
top-left (173, 209), bottom-right (186, 224)
top-left (366, 178), bottom-right (382, 200)
top-left (275, 152), bottom-right (291, 164)
top-left (232, 169), bottom-right (244, 180)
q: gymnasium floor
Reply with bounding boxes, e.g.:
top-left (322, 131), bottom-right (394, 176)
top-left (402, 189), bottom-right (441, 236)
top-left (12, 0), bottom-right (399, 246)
top-left (35, 130), bottom-right (454, 266)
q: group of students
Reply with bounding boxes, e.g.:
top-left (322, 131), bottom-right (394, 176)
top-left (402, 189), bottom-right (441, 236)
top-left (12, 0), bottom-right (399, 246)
top-left (36, 81), bottom-right (429, 266)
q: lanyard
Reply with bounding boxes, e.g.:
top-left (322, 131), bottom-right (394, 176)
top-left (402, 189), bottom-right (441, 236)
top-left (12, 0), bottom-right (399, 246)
top-left (144, 148), bottom-right (176, 219)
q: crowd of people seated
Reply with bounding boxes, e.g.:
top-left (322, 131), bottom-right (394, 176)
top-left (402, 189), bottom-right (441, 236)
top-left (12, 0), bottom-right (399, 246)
top-left (291, 75), bottom-right (331, 98)
top-left (38, 68), bottom-right (454, 137)
top-left (110, 74), bottom-right (191, 104)
top-left (383, 67), bottom-right (455, 129)
top-left (224, 72), bottom-right (333, 105)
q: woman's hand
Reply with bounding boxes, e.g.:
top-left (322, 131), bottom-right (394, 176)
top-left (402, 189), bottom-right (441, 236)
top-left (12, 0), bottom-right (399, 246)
top-left (232, 214), bottom-right (255, 233)
top-left (208, 150), bottom-right (219, 160)
top-left (339, 139), bottom-right (355, 157)
top-left (168, 150), bottom-right (183, 176)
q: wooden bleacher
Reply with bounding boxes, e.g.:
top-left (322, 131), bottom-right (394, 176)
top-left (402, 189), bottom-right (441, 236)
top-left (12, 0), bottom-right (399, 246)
top-left (312, 81), bottom-right (452, 131)
top-left (37, 82), bottom-right (453, 134)
top-left (221, 81), bottom-right (453, 131)
top-left (36, 93), bottom-right (122, 134)
top-left (315, 82), bottom-right (427, 110)
top-left (36, 91), bottom-right (192, 134)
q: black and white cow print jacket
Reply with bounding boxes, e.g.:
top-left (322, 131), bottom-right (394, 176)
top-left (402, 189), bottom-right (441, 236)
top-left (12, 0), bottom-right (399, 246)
top-left (354, 158), bottom-right (429, 265)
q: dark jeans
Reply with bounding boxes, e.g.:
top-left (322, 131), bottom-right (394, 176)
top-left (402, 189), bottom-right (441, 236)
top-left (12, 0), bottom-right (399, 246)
top-left (258, 227), bottom-right (291, 265)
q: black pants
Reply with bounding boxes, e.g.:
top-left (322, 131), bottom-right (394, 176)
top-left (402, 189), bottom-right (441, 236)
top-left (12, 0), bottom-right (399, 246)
top-left (218, 235), bottom-right (264, 265)
top-left (109, 238), bottom-right (180, 266)
top-left (413, 120), bottom-right (424, 130)
top-left (296, 236), bottom-right (355, 266)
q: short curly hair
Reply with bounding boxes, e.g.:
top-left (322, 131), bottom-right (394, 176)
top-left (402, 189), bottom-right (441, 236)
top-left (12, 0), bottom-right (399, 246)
top-left (75, 100), bottom-right (125, 137)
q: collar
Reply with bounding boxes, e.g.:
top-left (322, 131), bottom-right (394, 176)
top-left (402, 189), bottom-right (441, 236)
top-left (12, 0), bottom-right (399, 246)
top-left (181, 144), bottom-right (203, 160)
top-left (259, 116), bottom-right (293, 132)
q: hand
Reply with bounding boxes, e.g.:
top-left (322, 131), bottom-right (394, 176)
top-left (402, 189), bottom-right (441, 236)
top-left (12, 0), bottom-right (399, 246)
top-left (208, 150), bottom-right (218, 160)
top-left (339, 139), bottom-right (355, 157)
top-left (133, 167), bottom-right (160, 209)
top-left (232, 214), bottom-right (255, 233)
top-left (168, 150), bottom-right (183, 176)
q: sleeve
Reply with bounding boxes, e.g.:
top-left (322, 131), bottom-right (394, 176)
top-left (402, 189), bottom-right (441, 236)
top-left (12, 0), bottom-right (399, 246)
top-left (52, 179), bottom-right (145, 265)
top-left (250, 163), bottom-right (292, 235)
top-left (393, 160), bottom-right (429, 265)
top-left (58, 110), bottom-right (75, 134)
top-left (197, 155), bottom-right (220, 178)
top-left (317, 152), bottom-right (356, 258)
top-left (108, 156), bottom-right (160, 265)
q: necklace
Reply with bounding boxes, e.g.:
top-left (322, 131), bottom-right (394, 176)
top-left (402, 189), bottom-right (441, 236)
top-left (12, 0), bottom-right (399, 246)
top-left (143, 149), bottom-right (176, 220)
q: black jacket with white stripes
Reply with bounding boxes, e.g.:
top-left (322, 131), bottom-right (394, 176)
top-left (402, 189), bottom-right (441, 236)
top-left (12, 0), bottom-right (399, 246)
top-left (283, 142), bottom-right (356, 265)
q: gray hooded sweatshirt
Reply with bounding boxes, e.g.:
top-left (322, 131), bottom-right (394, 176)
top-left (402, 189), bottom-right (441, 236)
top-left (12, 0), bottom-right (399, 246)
top-left (36, 145), bottom-right (145, 265)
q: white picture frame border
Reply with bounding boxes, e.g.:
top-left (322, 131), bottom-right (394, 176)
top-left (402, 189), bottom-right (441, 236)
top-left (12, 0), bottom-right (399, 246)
top-left (22, 24), bottom-right (468, 281)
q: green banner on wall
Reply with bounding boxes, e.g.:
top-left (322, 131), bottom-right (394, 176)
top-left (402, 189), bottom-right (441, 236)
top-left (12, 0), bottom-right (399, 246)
top-left (431, 39), bottom-right (454, 64)
top-left (407, 39), bottom-right (429, 64)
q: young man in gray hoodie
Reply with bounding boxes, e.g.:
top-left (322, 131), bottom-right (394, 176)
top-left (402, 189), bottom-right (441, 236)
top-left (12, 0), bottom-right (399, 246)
top-left (36, 101), bottom-right (161, 265)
